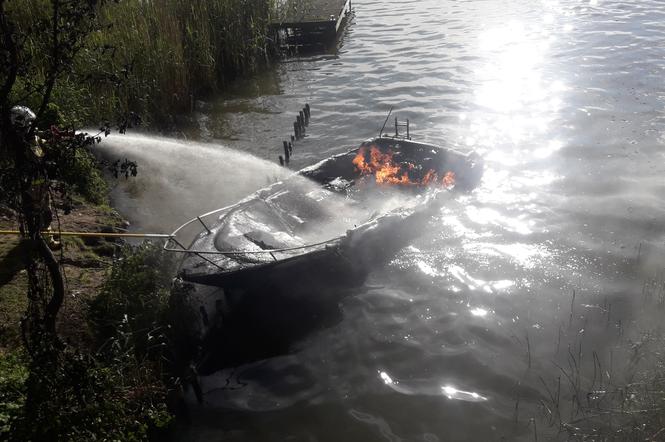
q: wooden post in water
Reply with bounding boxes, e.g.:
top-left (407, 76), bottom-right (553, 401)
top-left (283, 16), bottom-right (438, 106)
top-left (303, 107), bottom-right (309, 125)
top-left (283, 141), bottom-right (290, 164)
top-left (300, 110), bottom-right (307, 127)
top-left (294, 121), bottom-right (300, 140)
top-left (278, 155), bottom-right (285, 166)
top-left (305, 103), bottom-right (311, 119)
top-left (297, 115), bottom-right (305, 135)
top-left (288, 142), bottom-right (293, 154)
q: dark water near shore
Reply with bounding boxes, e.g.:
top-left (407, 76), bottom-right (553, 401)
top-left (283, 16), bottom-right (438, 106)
top-left (104, 0), bottom-right (665, 440)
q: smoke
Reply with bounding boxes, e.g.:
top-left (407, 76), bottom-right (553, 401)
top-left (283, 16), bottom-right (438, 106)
top-left (93, 133), bottom-right (292, 233)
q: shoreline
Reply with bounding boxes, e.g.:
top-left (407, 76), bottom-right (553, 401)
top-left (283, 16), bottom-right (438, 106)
top-left (0, 198), bottom-right (129, 353)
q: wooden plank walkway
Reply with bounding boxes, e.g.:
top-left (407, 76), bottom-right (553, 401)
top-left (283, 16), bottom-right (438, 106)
top-left (273, 0), bottom-right (352, 47)
top-left (279, 0), bottom-right (350, 27)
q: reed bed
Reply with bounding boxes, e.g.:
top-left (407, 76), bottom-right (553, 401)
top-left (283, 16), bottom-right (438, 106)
top-left (8, 0), bottom-right (277, 126)
top-left (528, 276), bottom-right (665, 441)
top-left (92, 0), bottom-right (276, 124)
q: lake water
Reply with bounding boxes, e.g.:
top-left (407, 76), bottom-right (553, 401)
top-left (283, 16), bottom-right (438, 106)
top-left (106, 0), bottom-right (665, 440)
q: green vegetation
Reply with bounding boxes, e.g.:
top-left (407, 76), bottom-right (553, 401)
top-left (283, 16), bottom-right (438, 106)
top-left (54, 143), bottom-right (109, 205)
top-left (92, 0), bottom-right (277, 125)
top-left (0, 242), bottom-right (176, 441)
top-left (0, 236), bottom-right (27, 350)
top-left (0, 351), bottom-right (27, 439)
top-left (11, 347), bottom-right (167, 441)
top-left (6, 0), bottom-right (277, 127)
top-left (90, 242), bottom-right (176, 359)
top-left (0, 276), bottom-right (26, 350)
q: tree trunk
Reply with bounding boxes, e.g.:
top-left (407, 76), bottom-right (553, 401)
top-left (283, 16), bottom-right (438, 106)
top-left (39, 236), bottom-right (65, 335)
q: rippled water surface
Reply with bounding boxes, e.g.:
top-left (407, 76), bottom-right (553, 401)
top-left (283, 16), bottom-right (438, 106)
top-left (129, 0), bottom-right (665, 440)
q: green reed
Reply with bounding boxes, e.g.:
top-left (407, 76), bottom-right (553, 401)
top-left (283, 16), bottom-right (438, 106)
top-left (92, 0), bottom-right (277, 125)
top-left (7, 0), bottom-right (277, 127)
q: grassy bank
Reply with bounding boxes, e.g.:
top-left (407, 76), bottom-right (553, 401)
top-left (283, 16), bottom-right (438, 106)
top-left (0, 201), bottom-right (178, 440)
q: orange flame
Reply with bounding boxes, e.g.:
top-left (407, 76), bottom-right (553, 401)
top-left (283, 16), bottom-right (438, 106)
top-left (352, 145), bottom-right (456, 188)
top-left (442, 171), bottom-right (456, 188)
top-left (352, 147), bottom-right (372, 174)
top-left (422, 169), bottom-right (438, 185)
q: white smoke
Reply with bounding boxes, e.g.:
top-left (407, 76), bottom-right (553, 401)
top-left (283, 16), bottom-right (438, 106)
top-left (93, 133), bottom-right (292, 233)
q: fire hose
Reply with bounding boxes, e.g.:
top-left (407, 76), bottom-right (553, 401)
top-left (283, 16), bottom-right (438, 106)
top-left (0, 230), bottom-right (172, 239)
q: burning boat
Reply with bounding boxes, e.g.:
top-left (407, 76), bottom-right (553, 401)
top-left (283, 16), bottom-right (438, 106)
top-left (166, 136), bottom-right (483, 291)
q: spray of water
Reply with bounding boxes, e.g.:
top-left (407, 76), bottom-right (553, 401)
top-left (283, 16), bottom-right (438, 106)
top-left (94, 133), bottom-right (292, 233)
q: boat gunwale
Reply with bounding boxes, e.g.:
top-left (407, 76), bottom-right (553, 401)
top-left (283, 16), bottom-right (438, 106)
top-left (179, 240), bottom-right (343, 284)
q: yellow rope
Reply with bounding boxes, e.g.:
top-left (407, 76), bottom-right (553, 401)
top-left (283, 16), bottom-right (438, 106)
top-left (0, 230), bottom-right (172, 239)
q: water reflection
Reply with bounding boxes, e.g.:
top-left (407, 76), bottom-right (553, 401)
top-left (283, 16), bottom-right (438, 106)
top-left (469, 307), bottom-right (489, 318)
top-left (441, 385), bottom-right (488, 402)
top-left (467, 11), bottom-right (566, 200)
top-left (465, 205), bottom-right (534, 235)
top-left (471, 19), bottom-right (562, 150)
top-left (465, 242), bottom-right (550, 269)
top-left (377, 371), bottom-right (490, 405)
top-left (447, 265), bottom-right (516, 294)
top-left (379, 371), bottom-right (396, 386)
top-left (533, 139), bottom-right (564, 158)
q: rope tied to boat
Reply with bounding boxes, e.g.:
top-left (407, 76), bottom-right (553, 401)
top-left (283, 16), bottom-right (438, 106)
top-left (0, 230), bottom-right (173, 239)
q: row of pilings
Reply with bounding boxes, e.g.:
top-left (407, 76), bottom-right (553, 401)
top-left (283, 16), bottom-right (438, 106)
top-left (279, 103), bottom-right (311, 166)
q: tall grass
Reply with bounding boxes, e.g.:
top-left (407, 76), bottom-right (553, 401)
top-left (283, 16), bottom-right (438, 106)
top-left (8, 0), bottom-right (277, 126)
top-left (91, 0), bottom-right (277, 125)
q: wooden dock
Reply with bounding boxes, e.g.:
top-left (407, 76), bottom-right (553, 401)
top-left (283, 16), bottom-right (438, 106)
top-left (273, 0), bottom-right (352, 49)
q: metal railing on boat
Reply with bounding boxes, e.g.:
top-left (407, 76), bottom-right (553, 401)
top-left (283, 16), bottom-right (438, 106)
top-left (163, 202), bottom-right (342, 271)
